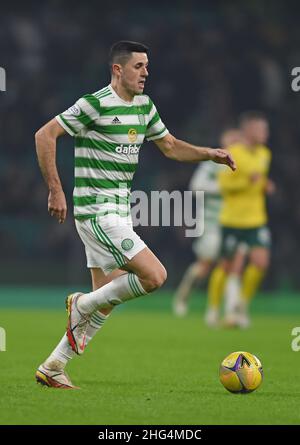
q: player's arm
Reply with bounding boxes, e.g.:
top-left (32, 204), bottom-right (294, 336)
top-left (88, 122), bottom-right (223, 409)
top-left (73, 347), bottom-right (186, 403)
top-left (153, 133), bottom-right (236, 171)
top-left (35, 118), bottom-right (67, 224)
top-left (35, 94), bottom-right (99, 223)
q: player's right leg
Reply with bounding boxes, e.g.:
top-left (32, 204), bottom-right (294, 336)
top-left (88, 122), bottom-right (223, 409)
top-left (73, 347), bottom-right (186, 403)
top-left (228, 226), bottom-right (271, 328)
top-left (65, 267), bottom-right (126, 355)
top-left (67, 214), bottom-right (167, 354)
top-left (63, 215), bottom-right (145, 355)
top-left (36, 216), bottom-right (166, 388)
top-left (77, 246), bottom-right (167, 316)
top-left (66, 246), bottom-right (166, 354)
top-left (239, 245), bottom-right (270, 328)
top-left (84, 268), bottom-right (126, 344)
top-left (242, 246), bottom-right (270, 304)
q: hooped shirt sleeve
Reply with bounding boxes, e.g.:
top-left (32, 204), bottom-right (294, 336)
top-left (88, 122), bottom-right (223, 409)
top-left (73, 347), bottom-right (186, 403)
top-left (145, 98), bottom-right (169, 141)
top-left (56, 94), bottom-right (100, 136)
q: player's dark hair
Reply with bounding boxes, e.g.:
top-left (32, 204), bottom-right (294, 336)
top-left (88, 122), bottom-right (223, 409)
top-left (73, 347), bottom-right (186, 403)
top-left (239, 111), bottom-right (267, 126)
top-left (109, 41), bottom-right (149, 70)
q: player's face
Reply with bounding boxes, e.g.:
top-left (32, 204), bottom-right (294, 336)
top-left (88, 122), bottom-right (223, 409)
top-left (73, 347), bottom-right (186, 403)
top-left (120, 52), bottom-right (149, 95)
top-left (243, 119), bottom-right (269, 145)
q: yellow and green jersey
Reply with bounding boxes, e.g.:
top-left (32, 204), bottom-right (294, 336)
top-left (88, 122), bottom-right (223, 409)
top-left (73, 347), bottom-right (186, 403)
top-left (56, 84), bottom-right (169, 220)
top-left (218, 143), bottom-right (272, 228)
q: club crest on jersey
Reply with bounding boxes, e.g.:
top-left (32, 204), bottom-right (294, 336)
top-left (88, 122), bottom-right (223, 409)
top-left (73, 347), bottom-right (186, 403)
top-left (128, 128), bottom-right (137, 143)
top-left (121, 238), bottom-right (134, 251)
top-left (68, 104), bottom-right (81, 116)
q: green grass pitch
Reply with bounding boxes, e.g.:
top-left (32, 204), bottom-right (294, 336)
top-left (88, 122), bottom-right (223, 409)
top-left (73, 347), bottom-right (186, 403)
top-left (1, 288), bottom-right (300, 425)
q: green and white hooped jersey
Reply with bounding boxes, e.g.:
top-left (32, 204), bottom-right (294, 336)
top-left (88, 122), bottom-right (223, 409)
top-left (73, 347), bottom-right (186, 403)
top-left (56, 84), bottom-right (169, 220)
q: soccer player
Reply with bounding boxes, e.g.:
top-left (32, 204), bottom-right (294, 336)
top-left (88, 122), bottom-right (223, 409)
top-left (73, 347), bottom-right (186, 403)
top-left (173, 128), bottom-right (242, 318)
top-left (34, 41), bottom-right (235, 389)
top-left (207, 111), bottom-right (273, 328)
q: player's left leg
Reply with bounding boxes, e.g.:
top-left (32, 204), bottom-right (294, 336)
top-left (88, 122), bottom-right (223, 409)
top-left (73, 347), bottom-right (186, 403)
top-left (240, 246), bottom-right (270, 322)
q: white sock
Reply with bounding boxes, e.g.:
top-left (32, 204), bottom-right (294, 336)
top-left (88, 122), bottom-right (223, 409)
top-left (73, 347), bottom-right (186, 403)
top-left (78, 273), bottom-right (147, 315)
top-left (44, 335), bottom-right (74, 369)
top-left (86, 311), bottom-right (109, 343)
top-left (224, 274), bottom-right (241, 315)
top-left (43, 311), bottom-right (110, 370)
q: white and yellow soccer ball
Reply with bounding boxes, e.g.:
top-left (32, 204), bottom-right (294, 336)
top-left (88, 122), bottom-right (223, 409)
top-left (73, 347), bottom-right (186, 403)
top-left (219, 351), bottom-right (263, 394)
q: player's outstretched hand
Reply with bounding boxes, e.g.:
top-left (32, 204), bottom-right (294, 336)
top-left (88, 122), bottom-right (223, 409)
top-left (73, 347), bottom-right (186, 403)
top-left (48, 189), bottom-right (67, 224)
top-left (208, 148), bottom-right (236, 171)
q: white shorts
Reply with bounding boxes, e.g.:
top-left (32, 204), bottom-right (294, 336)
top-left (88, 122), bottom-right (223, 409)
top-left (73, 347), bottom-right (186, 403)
top-left (75, 215), bottom-right (147, 275)
top-left (192, 226), bottom-right (221, 261)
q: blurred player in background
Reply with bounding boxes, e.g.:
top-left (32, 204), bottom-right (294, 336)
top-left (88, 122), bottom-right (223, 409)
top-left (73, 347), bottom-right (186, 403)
top-left (34, 40), bottom-right (235, 389)
top-left (173, 128), bottom-right (242, 318)
top-left (207, 111), bottom-right (274, 328)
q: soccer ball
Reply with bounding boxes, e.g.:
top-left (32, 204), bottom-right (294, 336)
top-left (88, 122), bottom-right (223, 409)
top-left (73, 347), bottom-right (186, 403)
top-left (219, 351), bottom-right (263, 394)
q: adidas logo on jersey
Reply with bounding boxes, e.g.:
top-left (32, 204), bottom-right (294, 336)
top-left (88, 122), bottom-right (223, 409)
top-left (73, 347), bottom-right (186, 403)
top-left (115, 144), bottom-right (140, 154)
top-left (112, 117), bottom-right (121, 124)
